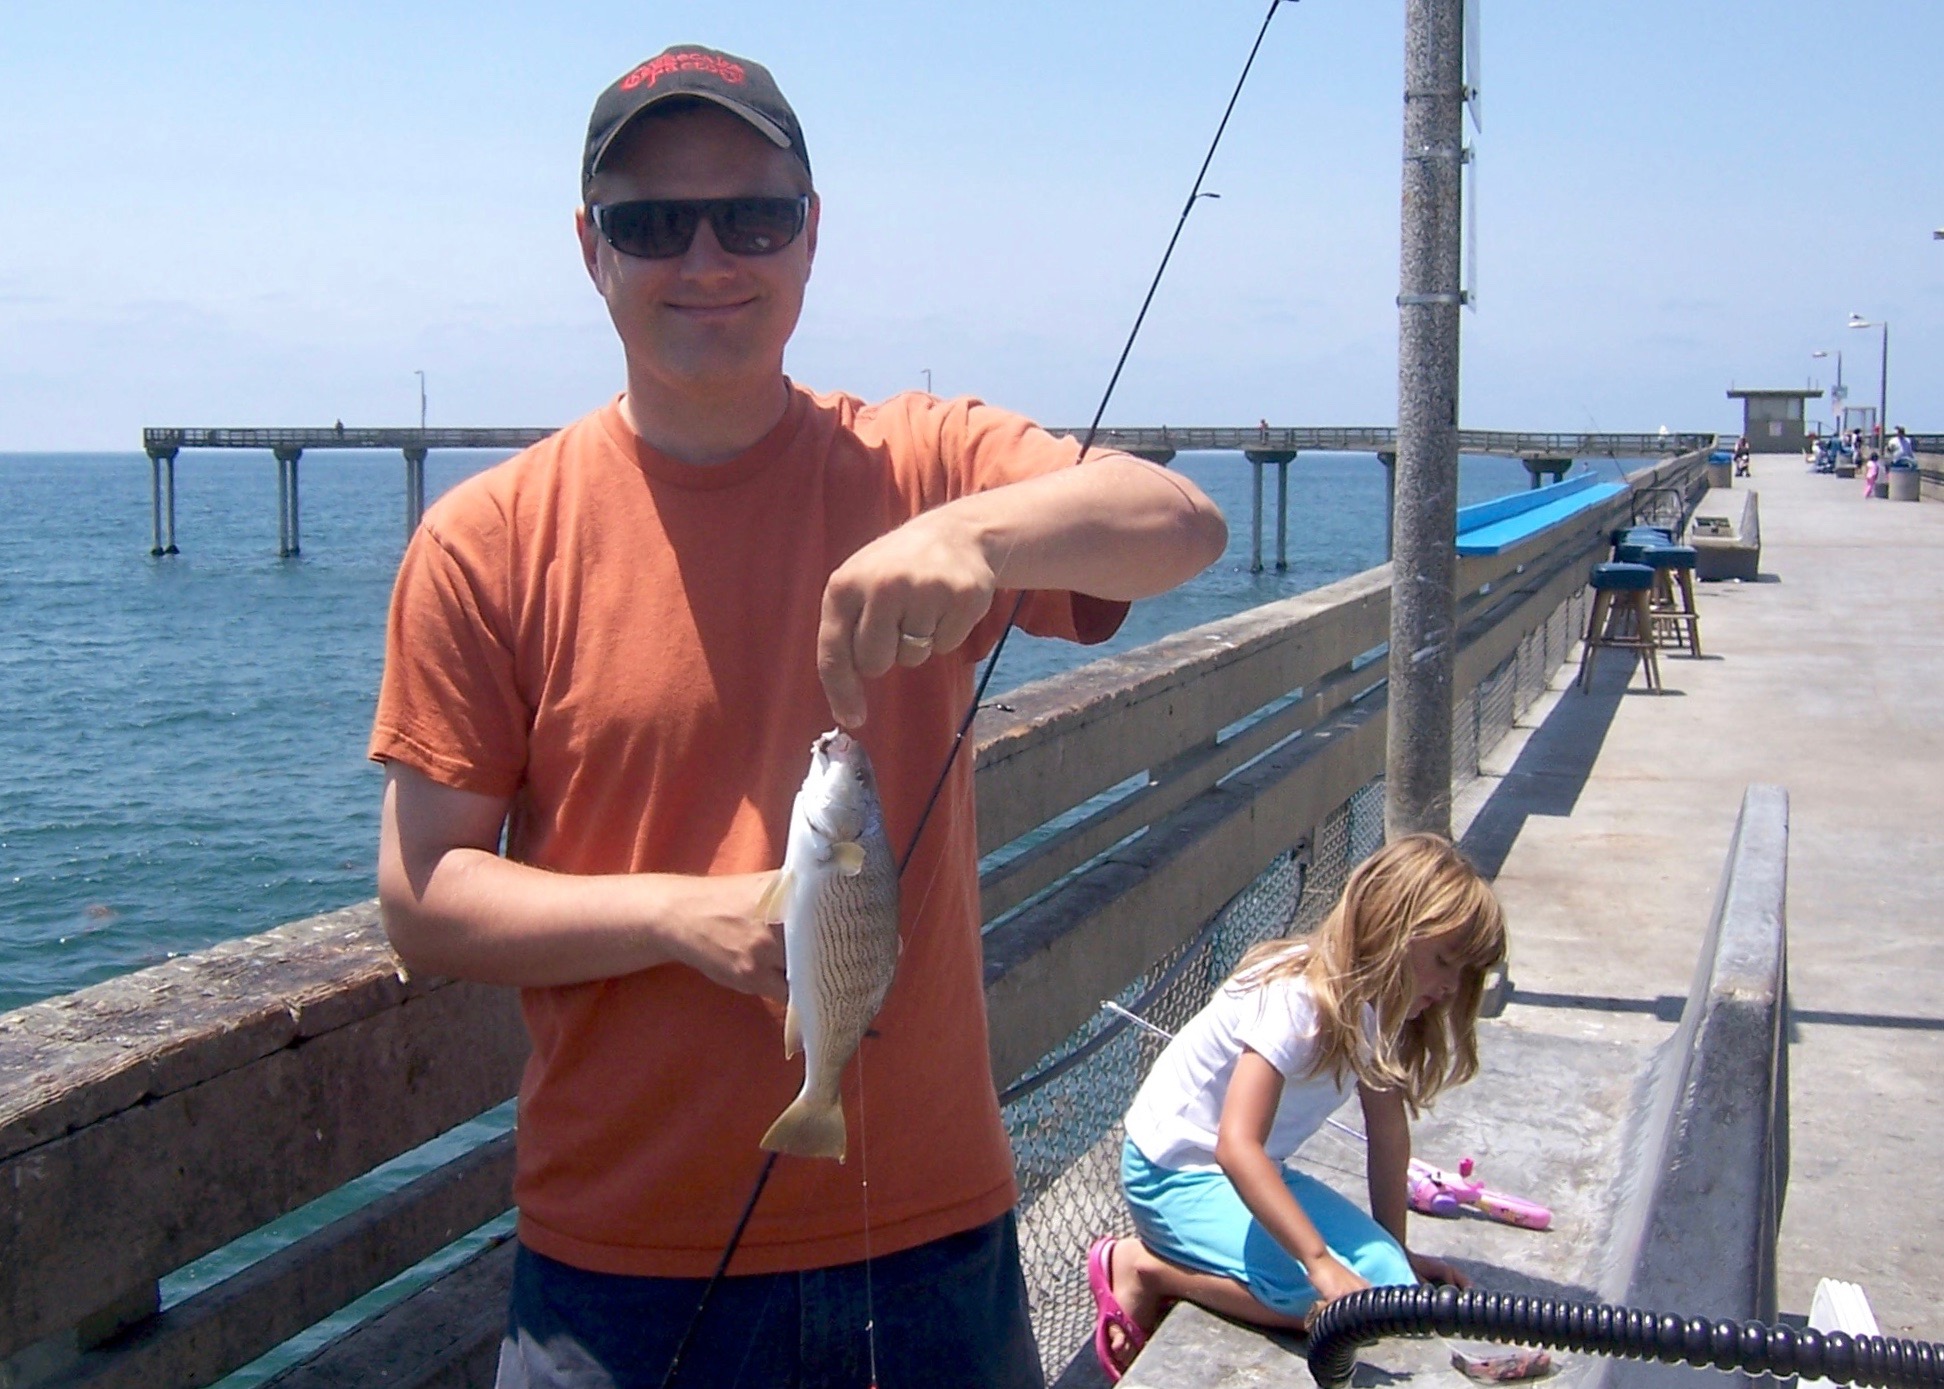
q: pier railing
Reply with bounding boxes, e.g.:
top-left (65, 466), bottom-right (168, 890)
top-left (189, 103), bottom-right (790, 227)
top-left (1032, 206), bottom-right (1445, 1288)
top-left (134, 423), bottom-right (1716, 557)
top-left (0, 450), bottom-right (1708, 1388)
top-left (1048, 426), bottom-right (1714, 461)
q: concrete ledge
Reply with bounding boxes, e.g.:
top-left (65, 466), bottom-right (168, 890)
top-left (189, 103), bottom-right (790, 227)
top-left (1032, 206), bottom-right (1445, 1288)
top-left (1685, 488), bottom-right (1762, 581)
top-left (1590, 784), bottom-right (1789, 1387)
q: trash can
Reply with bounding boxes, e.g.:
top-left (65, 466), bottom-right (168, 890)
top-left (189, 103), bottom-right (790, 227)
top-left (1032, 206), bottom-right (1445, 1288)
top-left (1888, 461), bottom-right (1921, 502)
top-left (1706, 460), bottom-right (1734, 488)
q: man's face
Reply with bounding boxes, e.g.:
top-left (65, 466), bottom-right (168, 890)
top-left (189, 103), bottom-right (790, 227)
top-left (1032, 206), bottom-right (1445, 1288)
top-left (577, 103), bottom-right (818, 400)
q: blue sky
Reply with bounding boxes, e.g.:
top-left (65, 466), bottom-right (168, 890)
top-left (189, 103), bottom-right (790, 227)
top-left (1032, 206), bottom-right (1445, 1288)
top-left (2, 0), bottom-right (1938, 450)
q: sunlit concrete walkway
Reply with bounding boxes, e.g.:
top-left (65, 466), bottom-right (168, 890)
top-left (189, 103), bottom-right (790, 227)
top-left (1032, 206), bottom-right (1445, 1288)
top-left (1456, 456), bottom-right (1944, 1337)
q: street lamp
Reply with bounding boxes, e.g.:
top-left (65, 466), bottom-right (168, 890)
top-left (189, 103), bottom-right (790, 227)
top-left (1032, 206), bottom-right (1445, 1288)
top-left (414, 370), bottom-right (427, 432)
top-left (922, 368), bottom-right (932, 395)
top-left (1811, 349), bottom-right (1842, 431)
top-left (1847, 314), bottom-right (1888, 447)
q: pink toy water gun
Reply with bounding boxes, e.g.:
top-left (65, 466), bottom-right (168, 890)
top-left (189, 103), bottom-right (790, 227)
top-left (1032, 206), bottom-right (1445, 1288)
top-left (1407, 1156), bottom-right (1552, 1231)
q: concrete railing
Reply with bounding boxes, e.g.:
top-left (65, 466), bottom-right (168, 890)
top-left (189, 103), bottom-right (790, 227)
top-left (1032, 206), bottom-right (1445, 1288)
top-left (1591, 784), bottom-right (1791, 1387)
top-left (0, 451), bottom-right (1707, 1389)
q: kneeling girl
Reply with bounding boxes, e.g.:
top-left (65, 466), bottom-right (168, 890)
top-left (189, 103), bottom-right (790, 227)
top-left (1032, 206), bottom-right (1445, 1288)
top-left (1090, 833), bottom-right (1506, 1379)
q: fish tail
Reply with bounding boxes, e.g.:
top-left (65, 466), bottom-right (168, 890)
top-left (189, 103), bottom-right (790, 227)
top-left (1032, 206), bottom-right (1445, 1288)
top-left (759, 1092), bottom-right (848, 1161)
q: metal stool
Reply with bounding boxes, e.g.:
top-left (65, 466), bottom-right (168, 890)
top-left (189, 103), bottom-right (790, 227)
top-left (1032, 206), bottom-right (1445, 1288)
top-left (1580, 561), bottom-right (1660, 692)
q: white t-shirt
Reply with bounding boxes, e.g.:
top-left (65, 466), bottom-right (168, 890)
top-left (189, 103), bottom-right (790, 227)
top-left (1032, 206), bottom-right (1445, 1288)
top-left (1124, 973), bottom-right (1366, 1171)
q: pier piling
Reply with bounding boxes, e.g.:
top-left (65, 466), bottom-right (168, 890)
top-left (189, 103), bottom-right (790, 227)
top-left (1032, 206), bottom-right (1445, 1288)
top-left (273, 447), bottom-right (303, 558)
top-left (1249, 459), bottom-right (1264, 573)
top-left (1276, 458), bottom-right (1290, 571)
top-left (149, 455), bottom-right (163, 557)
top-left (403, 447), bottom-right (427, 542)
top-left (1378, 451), bottom-right (1397, 561)
top-left (145, 447), bottom-right (179, 556)
top-left (1523, 456), bottom-right (1572, 489)
top-left (1243, 449), bottom-right (1298, 575)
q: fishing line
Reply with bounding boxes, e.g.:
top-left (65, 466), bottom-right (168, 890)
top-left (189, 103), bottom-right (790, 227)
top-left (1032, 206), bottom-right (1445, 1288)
top-left (857, 1038), bottom-right (881, 1389)
top-left (664, 6), bottom-right (1295, 1381)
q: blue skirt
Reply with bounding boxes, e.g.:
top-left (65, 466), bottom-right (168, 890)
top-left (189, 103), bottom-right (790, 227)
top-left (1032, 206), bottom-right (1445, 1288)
top-left (1120, 1137), bottom-right (1415, 1317)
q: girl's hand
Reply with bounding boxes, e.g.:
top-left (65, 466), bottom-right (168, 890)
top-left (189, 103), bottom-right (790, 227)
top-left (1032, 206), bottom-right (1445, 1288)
top-left (1305, 1253), bottom-right (1372, 1308)
top-left (1408, 1251), bottom-right (1472, 1289)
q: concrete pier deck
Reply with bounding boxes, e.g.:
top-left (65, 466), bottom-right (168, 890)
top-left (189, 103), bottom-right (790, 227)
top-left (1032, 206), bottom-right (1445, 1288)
top-left (1469, 456), bottom-right (1944, 1338)
top-left (1118, 458), bottom-right (1941, 1385)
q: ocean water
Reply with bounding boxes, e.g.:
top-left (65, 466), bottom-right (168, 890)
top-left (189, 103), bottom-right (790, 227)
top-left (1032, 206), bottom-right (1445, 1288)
top-left (0, 445), bottom-right (1548, 1015)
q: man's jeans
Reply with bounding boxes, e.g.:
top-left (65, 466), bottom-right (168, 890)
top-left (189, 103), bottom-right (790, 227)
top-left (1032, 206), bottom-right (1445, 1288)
top-left (494, 1213), bottom-right (1044, 1389)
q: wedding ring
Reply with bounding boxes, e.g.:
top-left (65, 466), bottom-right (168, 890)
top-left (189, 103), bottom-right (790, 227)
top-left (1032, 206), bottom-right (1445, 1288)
top-left (898, 630), bottom-right (936, 651)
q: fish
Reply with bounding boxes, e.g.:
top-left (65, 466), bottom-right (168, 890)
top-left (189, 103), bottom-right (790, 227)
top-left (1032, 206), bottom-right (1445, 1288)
top-left (758, 729), bottom-right (901, 1161)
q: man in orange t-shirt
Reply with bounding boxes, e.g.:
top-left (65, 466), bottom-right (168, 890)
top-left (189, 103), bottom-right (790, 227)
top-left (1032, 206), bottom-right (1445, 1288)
top-left (371, 44), bottom-right (1226, 1389)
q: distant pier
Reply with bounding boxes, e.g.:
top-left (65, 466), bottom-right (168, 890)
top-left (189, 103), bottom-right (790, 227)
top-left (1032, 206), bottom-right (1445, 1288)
top-left (140, 427), bottom-right (553, 557)
top-left (138, 423), bottom-right (1715, 561)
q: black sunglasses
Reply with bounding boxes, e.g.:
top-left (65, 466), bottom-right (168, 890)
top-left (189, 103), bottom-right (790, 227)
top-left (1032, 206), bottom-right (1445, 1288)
top-left (590, 196), bottom-right (810, 260)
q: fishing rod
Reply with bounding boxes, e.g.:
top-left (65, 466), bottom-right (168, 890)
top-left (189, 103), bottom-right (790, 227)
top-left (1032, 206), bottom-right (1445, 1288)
top-left (659, 5), bottom-right (1296, 1383)
top-left (900, 0), bottom-right (1298, 880)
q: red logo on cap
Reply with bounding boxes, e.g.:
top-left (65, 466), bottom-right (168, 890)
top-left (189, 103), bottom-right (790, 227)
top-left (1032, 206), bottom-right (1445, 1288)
top-left (620, 52), bottom-right (746, 92)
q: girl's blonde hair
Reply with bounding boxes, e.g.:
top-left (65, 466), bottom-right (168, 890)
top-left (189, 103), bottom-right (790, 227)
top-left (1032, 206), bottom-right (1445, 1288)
top-left (1230, 833), bottom-right (1505, 1112)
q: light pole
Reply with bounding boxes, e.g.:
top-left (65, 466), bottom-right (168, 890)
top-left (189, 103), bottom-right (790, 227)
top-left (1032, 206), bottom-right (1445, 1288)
top-left (1811, 349), bottom-right (1842, 432)
top-left (1847, 315), bottom-right (1887, 447)
top-left (414, 370), bottom-right (427, 432)
top-left (922, 368), bottom-right (932, 395)
top-left (1386, 0), bottom-right (1466, 841)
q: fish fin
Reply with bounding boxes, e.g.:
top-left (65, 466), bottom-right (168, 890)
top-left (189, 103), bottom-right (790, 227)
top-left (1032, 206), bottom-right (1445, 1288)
top-left (783, 1001), bottom-right (802, 1060)
top-left (760, 1095), bottom-right (847, 1162)
top-left (756, 870), bottom-right (792, 922)
top-left (830, 841), bottom-right (866, 876)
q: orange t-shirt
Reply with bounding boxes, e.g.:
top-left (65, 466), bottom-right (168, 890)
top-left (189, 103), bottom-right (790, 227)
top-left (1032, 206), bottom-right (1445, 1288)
top-left (369, 386), bottom-right (1125, 1276)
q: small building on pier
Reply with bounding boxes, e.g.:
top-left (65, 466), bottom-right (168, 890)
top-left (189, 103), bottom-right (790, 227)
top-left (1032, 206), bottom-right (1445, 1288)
top-left (1726, 388), bottom-right (1821, 454)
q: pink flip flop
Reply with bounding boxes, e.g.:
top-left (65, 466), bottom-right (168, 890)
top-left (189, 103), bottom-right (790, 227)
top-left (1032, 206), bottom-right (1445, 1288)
top-left (1087, 1235), bottom-right (1148, 1383)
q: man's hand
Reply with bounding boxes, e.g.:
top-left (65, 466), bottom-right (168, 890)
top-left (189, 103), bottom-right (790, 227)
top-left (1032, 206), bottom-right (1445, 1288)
top-left (817, 510), bottom-right (996, 728)
top-left (815, 451), bottom-right (1225, 728)
top-left (664, 870), bottom-right (790, 1002)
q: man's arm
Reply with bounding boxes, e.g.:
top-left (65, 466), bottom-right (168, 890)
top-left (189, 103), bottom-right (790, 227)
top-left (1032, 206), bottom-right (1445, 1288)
top-left (818, 453), bottom-right (1226, 727)
top-left (377, 761), bottom-right (786, 995)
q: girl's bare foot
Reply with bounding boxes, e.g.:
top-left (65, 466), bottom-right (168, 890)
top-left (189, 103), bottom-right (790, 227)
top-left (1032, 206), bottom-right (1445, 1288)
top-left (1105, 1238), bottom-right (1166, 1365)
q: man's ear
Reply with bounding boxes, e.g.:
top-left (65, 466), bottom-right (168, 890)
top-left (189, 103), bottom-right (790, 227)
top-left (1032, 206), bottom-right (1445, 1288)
top-left (575, 205), bottom-right (602, 286)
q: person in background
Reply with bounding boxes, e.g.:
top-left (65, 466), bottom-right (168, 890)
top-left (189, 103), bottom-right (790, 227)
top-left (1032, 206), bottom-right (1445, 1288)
top-left (1732, 435), bottom-right (1752, 478)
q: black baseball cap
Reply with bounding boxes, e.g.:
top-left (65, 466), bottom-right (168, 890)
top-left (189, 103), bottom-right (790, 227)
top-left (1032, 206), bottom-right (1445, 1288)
top-left (582, 45), bottom-right (812, 198)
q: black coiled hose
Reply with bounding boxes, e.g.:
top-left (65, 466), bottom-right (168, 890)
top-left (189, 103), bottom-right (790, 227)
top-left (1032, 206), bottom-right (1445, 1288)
top-left (1306, 1285), bottom-right (1944, 1388)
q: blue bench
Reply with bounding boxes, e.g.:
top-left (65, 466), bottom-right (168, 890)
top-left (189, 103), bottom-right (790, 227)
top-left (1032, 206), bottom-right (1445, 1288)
top-left (1455, 472), bottom-right (1627, 556)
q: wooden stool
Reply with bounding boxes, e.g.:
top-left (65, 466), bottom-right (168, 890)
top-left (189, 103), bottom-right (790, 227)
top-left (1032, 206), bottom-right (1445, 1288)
top-left (1611, 525), bottom-right (1672, 556)
top-left (1645, 545), bottom-right (1702, 657)
top-left (1614, 538), bottom-right (1702, 658)
top-left (1579, 562), bottom-right (1661, 693)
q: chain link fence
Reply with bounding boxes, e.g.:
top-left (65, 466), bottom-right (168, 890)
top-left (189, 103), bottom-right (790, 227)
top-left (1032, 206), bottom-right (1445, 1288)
top-left (1001, 780), bottom-right (1386, 1384)
top-left (1000, 583), bottom-right (1590, 1384)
